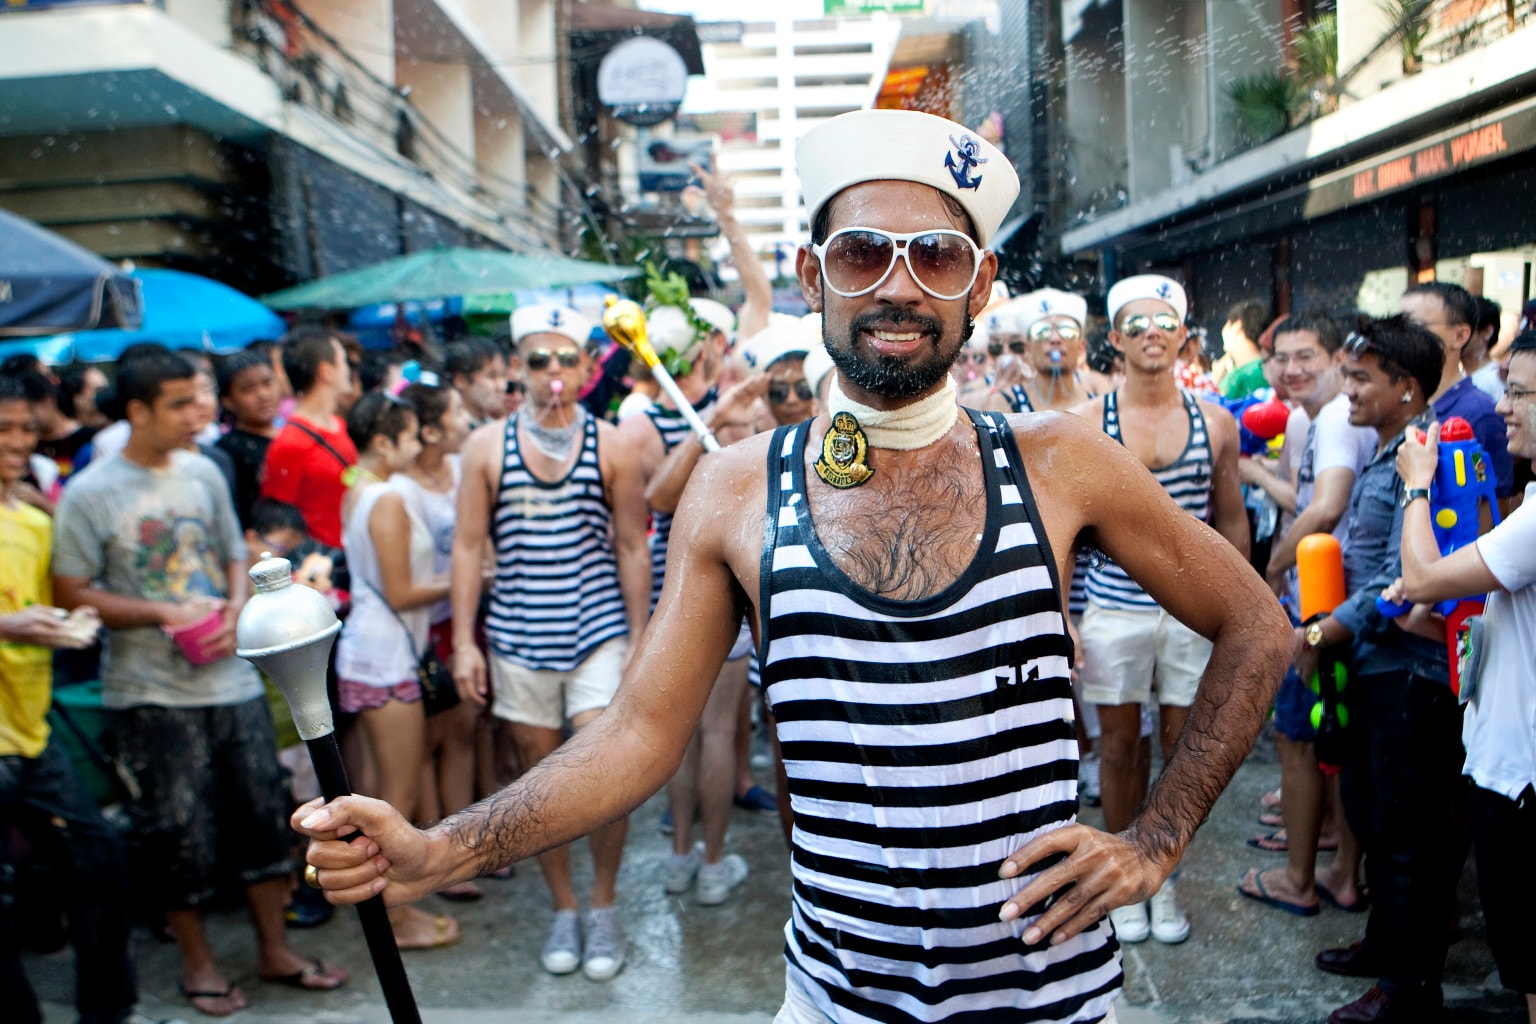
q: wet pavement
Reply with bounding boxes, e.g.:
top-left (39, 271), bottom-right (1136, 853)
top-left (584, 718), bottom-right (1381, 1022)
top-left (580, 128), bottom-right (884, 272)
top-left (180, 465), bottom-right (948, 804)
top-left (27, 726), bottom-right (1525, 1023)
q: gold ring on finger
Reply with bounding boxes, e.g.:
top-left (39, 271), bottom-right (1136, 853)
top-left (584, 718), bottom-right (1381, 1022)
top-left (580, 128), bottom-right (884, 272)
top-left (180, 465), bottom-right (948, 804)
top-left (304, 863), bottom-right (322, 889)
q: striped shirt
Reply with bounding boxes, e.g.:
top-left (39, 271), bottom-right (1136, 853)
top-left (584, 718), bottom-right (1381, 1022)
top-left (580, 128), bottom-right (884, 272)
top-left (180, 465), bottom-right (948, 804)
top-left (761, 408), bottom-right (1121, 1024)
top-left (998, 388), bottom-right (1089, 615)
top-left (644, 387), bottom-right (716, 608)
top-left (1084, 391), bottom-right (1212, 610)
top-left (483, 411), bottom-right (627, 671)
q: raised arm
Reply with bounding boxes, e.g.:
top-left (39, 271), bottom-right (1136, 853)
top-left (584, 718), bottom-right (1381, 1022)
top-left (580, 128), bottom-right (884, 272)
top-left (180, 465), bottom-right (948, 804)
top-left (1396, 425), bottom-right (1502, 603)
top-left (999, 414), bottom-right (1289, 943)
top-left (695, 163), bottom-right (771, 340)
top-left (293, 442), bottom-right (764, 906)
top-left (646, 373), bottom-right (769, 514)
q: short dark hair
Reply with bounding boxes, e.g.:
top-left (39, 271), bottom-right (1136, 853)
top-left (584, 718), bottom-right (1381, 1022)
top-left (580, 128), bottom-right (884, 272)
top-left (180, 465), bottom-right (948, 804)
top-left (1510, 329), bottom-right (1536, 357)
top-left (1350, 314), bottom-right (1444, 402)
top-left (1085, 323), bottom-right (1119, 374)
top-left (1475, 296), bottom-right (1502, 336)
top-left (1227, 300), bottom-right (1271, 346)
top-left (359, 348), bottom-right (410, 394)
top-left (215, 350), bottom-right (271, 399)
top-left (119, 342), bottom-right (172, 366)
top-left (281, 326), bottom-right (343, 395)
top-left (1272, 310), bottom-right (1345, 354)
top-left (117, 349), bottom-right (197, 412)
top-left (809, 190), bottom-right (977, 246)
top-left (0, 374), bottom-right (29, 406)
top-left (249, 496), bottom-right (307, 537)
top-left (0, 354), bottom-right (45, 377)
top-left (1404, 281), bottom-right (1477, 328)
top-left (446, 338), bottom-right (501, 381)
top-left (56, 364), bottom-right (96, 420)
top-left (346, 391), bottom-right (416, 451)
top-left (399, 382), bottom-right (452, 432)
top-left (11, 369), bottom-right (58, 406)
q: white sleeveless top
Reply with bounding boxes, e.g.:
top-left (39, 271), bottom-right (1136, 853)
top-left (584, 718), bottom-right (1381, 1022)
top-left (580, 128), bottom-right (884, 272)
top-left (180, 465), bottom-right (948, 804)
top-left (335, 482), bottom-right (437, 686)
top-left (391, 457), bottom-right (461, 625)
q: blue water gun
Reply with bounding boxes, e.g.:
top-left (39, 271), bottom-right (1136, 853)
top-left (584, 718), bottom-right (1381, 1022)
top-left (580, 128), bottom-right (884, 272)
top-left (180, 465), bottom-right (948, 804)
top-left (1377, 416), bottom-right (1502, 618)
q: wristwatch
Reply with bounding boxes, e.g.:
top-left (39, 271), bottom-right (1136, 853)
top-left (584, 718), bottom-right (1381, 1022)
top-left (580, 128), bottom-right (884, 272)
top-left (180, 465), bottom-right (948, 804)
top-left (1304, 621), bottom-right (1326, 649)
top-left (1401, 487), bottom-right (1431, 508)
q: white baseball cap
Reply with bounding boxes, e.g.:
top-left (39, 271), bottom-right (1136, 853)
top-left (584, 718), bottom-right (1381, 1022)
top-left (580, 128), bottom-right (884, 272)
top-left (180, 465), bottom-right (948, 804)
top-left (796, 110), bottom-right (1020, 247)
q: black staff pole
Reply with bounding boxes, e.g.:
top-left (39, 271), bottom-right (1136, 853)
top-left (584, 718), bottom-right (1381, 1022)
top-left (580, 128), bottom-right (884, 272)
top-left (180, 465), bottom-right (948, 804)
top-left (236, 554), bottom-right (422, 1024)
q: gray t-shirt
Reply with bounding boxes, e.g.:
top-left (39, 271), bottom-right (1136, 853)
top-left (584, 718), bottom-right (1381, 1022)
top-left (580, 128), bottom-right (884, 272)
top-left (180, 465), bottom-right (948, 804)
top-left (53, 449), bottom-right (260, 709)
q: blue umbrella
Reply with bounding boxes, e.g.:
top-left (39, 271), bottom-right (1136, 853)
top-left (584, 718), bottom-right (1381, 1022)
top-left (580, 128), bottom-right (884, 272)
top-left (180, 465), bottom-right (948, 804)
top-left (0, 207), bottom-right (142, 337)
top-left (0, 268), bottom-right (286, 364)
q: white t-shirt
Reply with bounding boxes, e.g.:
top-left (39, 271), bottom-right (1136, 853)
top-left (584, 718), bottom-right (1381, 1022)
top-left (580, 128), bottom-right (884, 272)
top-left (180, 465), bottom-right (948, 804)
top-left (1464, 481), bottom-right (1536, 800)
top-left (1294, 392), bottom-right (1377, 539)
top-left (616, 391), bottom-right (656, 421)
top-left (1470, 362), bottom-right (1505, 402)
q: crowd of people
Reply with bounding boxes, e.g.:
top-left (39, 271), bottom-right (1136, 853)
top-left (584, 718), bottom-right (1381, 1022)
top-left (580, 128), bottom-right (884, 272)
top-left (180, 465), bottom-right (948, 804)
top-left (2, 106), bottom-right (1533, 1024)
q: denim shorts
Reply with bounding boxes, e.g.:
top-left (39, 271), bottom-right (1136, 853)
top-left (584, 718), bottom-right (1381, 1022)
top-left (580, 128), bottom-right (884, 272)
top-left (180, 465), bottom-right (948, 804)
top-left (1273, 666), bottom-right (1318, 742)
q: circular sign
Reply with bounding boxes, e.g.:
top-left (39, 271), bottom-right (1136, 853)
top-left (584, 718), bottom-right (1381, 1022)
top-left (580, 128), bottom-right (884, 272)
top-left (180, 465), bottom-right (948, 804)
top-left (598, 37), bottom-right (689, 125)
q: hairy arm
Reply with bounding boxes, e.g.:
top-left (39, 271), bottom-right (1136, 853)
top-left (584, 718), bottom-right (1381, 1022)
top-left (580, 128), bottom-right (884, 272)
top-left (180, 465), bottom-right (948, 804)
top-left (1204, 405), bottom-right (1251, 557)
top-left (600, 423), bottom-right (658, 640)
top-left (1000, 415), bottom-right (1289, 943)
top-left (293, 443), bottom-right (765, 904)
top-left (449, 425), bottom-right (499, 703)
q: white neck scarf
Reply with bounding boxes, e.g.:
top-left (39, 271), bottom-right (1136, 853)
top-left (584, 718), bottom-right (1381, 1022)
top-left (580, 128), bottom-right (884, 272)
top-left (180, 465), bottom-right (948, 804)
top-left (827, 374), bottom-right (960, 451)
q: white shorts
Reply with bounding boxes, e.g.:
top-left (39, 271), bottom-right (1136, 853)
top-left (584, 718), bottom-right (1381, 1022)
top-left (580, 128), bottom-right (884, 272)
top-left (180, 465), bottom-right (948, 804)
top-left (1079, 602), bottom-right (1211, 709)
top-left (772, 970), bottom-right (1120, 1023)
top-left (490, 638), bottom-right (626, 730)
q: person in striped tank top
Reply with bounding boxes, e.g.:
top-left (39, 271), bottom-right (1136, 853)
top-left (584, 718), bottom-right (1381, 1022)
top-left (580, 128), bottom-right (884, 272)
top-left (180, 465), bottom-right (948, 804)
top-left (1069, 275), bottom-right (1250, 947)
top-left (445, 304), bottom-right (653, 982)
top-left (293, 110), bottom-right (1291, 1024)
top-left (982, 290), bottom-right (1094, 418)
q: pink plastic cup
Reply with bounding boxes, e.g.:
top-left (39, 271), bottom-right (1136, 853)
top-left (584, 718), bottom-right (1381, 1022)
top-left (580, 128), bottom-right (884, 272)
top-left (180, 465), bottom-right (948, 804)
top-left (162, 607), bottom-right (226, 666)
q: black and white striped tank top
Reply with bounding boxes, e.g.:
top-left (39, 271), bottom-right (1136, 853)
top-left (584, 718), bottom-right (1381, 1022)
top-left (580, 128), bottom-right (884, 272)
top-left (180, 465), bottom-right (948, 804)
top-left (1001, 387), bottom-right (1089, 615)
top-left (483, 412), bottom-right (627, 671)
top-left (643, 387), bottom-right (716, 608)
top-left (761, 409), bottom-right (1122, 1024)
top-left (1085, 391), bottom-right (1212, 610)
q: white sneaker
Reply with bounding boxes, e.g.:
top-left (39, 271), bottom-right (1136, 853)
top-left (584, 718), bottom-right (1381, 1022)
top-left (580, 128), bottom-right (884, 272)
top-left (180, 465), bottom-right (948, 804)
top-left (665, 842), bottom-right (702, 894)
top-left (540, 909), bottom-right (582, 974)
top-left (1108, 901), bottom-right (1150, 943)
top-left (1078, 752), bottom-right (1101, 807)
top-left (695, 853), bottom-right (749, 906)
top-left (582, 906), bottom-right (626, 981)
top-left (1149, 878), bottom-right (1190, 944)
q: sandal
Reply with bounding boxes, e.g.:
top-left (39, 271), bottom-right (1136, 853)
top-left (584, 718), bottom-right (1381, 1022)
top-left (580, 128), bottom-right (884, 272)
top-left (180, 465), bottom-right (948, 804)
top-left (1237, 867), bottom-right (1319, 917)
top-left (260, 957), bottom-right (349, 990)
top-left (1247, 829), bottom-right (1339, 853)
top-left (396, 912), bottom-right (461, 950)
top-left (178, 981), bottom-right (247, 1017)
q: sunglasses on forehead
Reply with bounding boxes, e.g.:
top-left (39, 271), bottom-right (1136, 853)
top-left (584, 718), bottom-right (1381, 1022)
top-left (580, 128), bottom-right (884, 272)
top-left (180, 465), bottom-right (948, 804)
top-left (1342, 332), bottom-right (1374, 359)
top-left (1118, 312), bottom-right (1181, 338)
top-left (768, 379), bottom-right (814, 404)
top-left (810, 227), bottom-right (984, 301)
top-left (524, 348), bottom-right (581, 372)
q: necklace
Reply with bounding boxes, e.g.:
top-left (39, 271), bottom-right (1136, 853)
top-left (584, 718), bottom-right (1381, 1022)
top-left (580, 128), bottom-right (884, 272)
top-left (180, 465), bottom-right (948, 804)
top-left (523, 404), bottom-right (586, 461)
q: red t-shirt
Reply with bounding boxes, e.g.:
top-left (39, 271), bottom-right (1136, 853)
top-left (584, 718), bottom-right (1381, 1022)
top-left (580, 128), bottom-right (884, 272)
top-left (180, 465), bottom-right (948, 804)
top-left (259, 415), bottom-right (357, 548)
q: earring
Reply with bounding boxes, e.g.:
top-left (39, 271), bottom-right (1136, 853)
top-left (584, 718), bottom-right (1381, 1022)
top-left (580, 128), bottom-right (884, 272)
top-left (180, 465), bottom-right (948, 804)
top-left (1400, 393), bottom-right (1412, 404)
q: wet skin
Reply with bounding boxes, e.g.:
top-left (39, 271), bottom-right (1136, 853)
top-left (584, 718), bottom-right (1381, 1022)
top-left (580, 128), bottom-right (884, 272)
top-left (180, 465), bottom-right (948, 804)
top-left (294, 180), bottom-right (1291, 954)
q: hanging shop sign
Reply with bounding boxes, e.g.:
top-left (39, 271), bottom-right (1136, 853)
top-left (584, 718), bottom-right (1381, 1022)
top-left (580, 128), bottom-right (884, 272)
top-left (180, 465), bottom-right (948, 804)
top-left (597, 36), bottom-right (690, 127)
top-left (1303, 100), bottom-right (1536, 220)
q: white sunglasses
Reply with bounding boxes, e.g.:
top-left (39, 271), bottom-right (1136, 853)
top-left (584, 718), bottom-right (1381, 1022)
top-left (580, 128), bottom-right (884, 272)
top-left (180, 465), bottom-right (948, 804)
top-left (810, 227), bottom-right (985, 301)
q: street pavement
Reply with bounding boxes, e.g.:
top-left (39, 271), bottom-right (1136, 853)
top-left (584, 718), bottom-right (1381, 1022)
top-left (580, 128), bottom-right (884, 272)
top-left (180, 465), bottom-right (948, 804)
top-left (28, 725), bottom-right (1525, 1023)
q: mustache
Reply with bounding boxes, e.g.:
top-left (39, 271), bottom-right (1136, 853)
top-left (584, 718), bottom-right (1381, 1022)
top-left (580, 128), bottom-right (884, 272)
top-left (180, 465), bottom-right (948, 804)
top-left (850, 308), bottom-right (944, 340)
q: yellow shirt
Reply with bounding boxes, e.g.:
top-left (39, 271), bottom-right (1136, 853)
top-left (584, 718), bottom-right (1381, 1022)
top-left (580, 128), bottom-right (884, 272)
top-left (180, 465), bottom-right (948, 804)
top-left (0, 500), bottom-right (55, 758)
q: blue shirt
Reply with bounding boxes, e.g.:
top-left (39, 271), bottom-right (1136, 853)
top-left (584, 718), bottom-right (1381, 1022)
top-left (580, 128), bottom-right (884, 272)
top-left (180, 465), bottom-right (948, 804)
top-left (1435, 376), bottom-right (1513, 498)
top-left (1331, 413), bottom-right (1449, 685)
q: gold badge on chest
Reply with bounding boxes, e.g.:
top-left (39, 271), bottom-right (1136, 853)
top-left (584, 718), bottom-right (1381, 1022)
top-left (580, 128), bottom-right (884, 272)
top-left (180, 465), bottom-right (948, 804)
top-left (815, 412), bottom-right (875, 489)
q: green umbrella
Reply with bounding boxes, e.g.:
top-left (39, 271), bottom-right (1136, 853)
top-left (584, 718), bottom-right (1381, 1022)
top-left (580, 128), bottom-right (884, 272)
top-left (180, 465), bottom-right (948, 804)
top-left (261, 247), bottom-right (640, 311)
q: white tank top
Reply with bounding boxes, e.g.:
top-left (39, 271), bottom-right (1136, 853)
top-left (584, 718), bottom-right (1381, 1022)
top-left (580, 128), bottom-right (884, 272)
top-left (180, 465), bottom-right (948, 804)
top-left (335, 482), bottom-right (437, 686)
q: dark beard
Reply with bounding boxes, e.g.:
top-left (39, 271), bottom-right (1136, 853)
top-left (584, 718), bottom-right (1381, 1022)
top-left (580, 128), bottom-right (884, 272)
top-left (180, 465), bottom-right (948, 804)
top-left (825, 304), bottom-right (973, 400)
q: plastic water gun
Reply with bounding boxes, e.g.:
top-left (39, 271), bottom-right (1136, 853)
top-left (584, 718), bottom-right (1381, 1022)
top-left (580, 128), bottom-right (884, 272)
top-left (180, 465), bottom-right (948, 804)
top-left (1220, 391), bottom-right (1290, 456)
top-left (1374, 416), bottom-right (1501, 696)
top-left (1298, 533), bottom-right (1349, 774)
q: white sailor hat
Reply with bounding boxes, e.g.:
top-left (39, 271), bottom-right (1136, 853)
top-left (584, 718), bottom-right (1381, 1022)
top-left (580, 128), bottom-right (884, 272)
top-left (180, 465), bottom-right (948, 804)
top-left (1107, 275), bottom-right (1187, 326)
top-left (803, 341), bottom-right (835, 397)
top-left (511, 304), bottom-right (591, 347)
top-left (690, 298), bottom-right (736, 342)
top-left (1016, 289), bottom-right (1089, 334)
top-left (796, 110), bottom-right (1020, 247)
top-left (742, 314), bottom-right (817, 371)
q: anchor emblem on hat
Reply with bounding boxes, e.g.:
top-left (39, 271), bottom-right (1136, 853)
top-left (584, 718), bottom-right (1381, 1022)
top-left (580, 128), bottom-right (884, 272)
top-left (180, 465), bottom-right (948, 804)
top-left (548, 309), bottom-right (565, 327)
top-left (1039, 299), bottom-right (1051, 314)
top-left (944, 134), bottom-right (986, 191)
top-left (1156, 282), bottom-right (1172, 299)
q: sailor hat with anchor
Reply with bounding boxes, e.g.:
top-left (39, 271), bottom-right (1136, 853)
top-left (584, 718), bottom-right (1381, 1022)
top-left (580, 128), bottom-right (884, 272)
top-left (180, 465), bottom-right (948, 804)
top-left (795, 110), bottom-right (1019, 247)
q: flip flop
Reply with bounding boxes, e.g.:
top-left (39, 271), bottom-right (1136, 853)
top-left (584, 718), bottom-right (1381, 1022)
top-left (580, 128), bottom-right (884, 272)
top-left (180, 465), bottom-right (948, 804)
top-left (397, 913), bottom-right (461, 950)
top-left (1246, 830), bottom-right (1340, 853)
top-left (1237, 868), bottom-right (1319, 917)
top-left (1315, 881), bottom-right (1369, 913)
top-left (260, 957), bottom-right (349, 990)
top-left (179, 981), bottom-right (246, 1017)
top-left (1258, 810), bottom-right (1284, 828)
